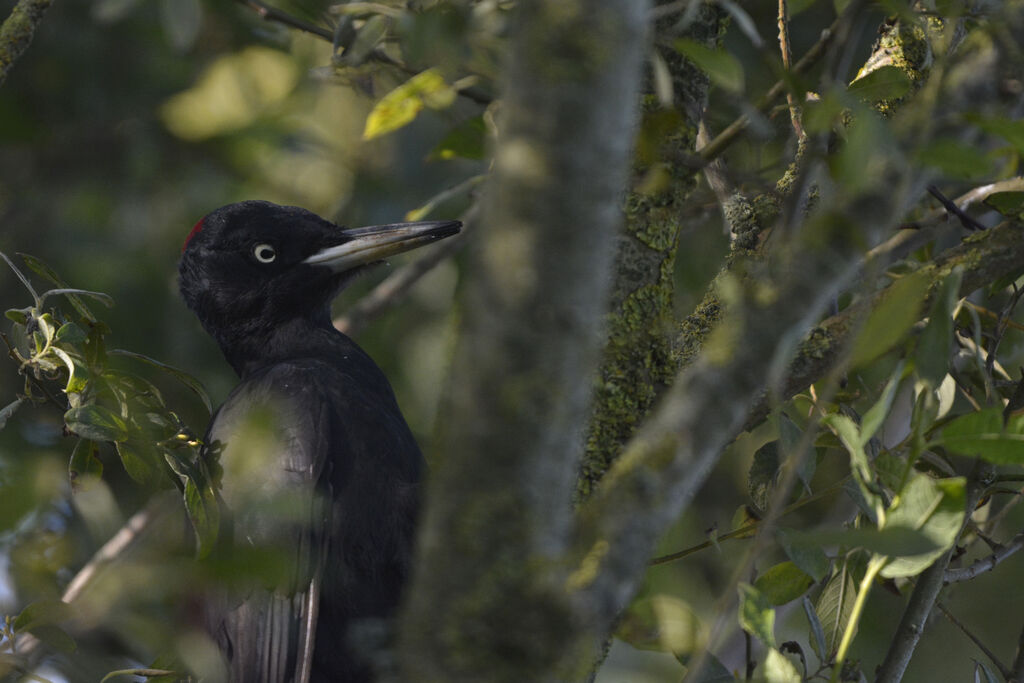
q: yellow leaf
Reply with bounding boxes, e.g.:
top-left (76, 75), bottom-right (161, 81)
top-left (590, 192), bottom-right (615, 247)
top-left (363, 68), bottom-right (455, 140)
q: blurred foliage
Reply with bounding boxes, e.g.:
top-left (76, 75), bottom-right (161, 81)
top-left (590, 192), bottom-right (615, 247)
top-left (0, 0), bottom-right (1023, 681)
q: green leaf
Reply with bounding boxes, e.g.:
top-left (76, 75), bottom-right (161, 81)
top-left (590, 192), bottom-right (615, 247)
top-left (850, 269), bottom-right (931, 368)
top-left (680, 653), bottom-right (734, 682)
top-left (116, 440), bottom-right (161, 485)
top-left (940, 407), bottom-right (1024, 464)
top-left (984, 191), bottom-right (1024, 219)
top-left (815, 567), bottom-right (857, 658)
top-left (777, 529), bottom-right (831, 582)
top-left (5, 308), bottom-right (28, 324)
top-left (363, 68), bottom-right (456, 140)
top-left (674, 39), bottom-right (744, 93)
top-left (860, 361), bottom-right (905, 444)
top-left (65, 404), bottom-right (130, 442)
top-left (176, 454), bottom-right (220, 558)
top-left (69, 439), bottom-right (103, 489)
top-left (737, 583), bottom-right (775, 647)
top-left (784, 526), bottom-right (941, 557)
top-left (916, 267), bottom-right (963, 386)
top-left (821, 413), bottom-right (878, 511)
top-left (13, 599), bottom-right (74, 632)
top-left (431, 115), bottom-right (487, 161)
top-left (764, 648), bottom-right (801, 683)
top-left (847, 65), bottom-right (912, 102)
top-left (968, 115), bottom-right (1024, 156)
top-left (55, 321), bottom-right (88, 344)
top-left (915, 139), bottom-right (992, 180)
top-left (803, 595), bottom-right (828, 663)
top-left (110, 349), bottom-right (212, 414)
top-left (337, 14), bottom-right (388, 65)
top-left (748, 440), bottom-right (780, 513)
top-left (881, 475), bottom-right (966, 578)
top-left (52, 347), bottom-right (89, 394)
top-left (754, 561), bottom-right (815, 606)
top-left (0, 398), bottom-right (24, 431)
top-left (24, 624), bottom-right (77, 654)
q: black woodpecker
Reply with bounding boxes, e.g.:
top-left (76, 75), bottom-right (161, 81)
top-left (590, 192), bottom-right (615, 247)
top-left (178, 200), bottom-right (460, 682)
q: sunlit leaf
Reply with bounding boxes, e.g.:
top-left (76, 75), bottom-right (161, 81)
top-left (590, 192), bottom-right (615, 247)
top-left (738, 583), bottom-right (775, 647)
top-left (848, 65), bottom-right (912, 102)
top-left (363, 68), bottom-right (456, 140)
top-left (65, 404), bottom-right (130, 442)
top-left (881, 475), bottom-right (966, 578)
top-left (754, 561), bottom-right (815, 606)
top-left (52, 347), bottom-right (89, 394)
top-left (19, 253), bottom-right (105, 321)
top-left (764, 647), bottom-right (801, 683)
top-left (674, 39), bottom-right (744, 93)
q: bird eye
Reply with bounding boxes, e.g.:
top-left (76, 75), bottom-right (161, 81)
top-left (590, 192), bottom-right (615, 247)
top-left (253, 243), bottom-right (277, 263)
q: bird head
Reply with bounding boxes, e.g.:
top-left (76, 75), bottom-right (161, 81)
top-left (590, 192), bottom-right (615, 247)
top-left (178, 200), bottom-right (460, 357)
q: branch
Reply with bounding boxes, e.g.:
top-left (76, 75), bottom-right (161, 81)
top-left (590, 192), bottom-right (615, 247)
top-left (233, 0), bottom-right (494, 106)
top-left (697, 9), bottom-right (842, 162)
top-left (234, 0), bottom-right (333, 40)
top-left (936, 602), bottom-right (1011, 680)
top-left (0, 0), bottom-right (54, 87)
top-left (398, 0), bottom-right (650, 678)
top-left (944, 531), bottom-right (1024, 583)
top-left (744, 217), bottom-right (1024, 431)
top-left (14, 493), bottom-right (180, 667)
top-left (875, 463), bottom-right (995, 683)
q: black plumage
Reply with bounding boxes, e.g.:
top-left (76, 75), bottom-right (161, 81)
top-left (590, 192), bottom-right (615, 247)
top-left (178, 200), bottom-right (460, 682)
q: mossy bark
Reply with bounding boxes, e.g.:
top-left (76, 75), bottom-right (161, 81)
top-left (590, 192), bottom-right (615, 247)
top-left (0, 0), bottom-right (53, 86)
top-left (577, 3), bottom-right (726, 502)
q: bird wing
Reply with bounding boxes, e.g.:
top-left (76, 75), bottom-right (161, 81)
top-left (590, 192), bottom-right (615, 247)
top-left (203, 360), bottom-right (340, 683)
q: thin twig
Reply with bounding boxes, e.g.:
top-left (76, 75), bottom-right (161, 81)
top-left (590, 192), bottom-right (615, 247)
top-left (777, 0), bottom-right (803, 138)
top-left (698, 11), bottom-right (842, 161)
top-left (936, 602), bottom-right (1011, 679)
top-left (233, 0), bottom-right (493, 106)
top-left (235, 0), bottom-right (333, 40)
top-left (943, 531), bottom-right (1024, 583)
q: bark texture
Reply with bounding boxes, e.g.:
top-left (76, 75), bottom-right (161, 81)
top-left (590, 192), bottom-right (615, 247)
top-left (398, 1), bottom-right (649, 680)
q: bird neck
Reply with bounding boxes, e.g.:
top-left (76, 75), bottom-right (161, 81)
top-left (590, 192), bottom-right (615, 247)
top-left (213, 311), bottom-right (358, 378)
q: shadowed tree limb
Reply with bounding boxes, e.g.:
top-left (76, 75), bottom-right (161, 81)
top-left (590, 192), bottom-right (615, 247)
top-left (0, 0), bottom-right (54, 87)
top-left (398, 0), bottom-right (650, 679)
top-left (876, 463), bottom-right (996, 683)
